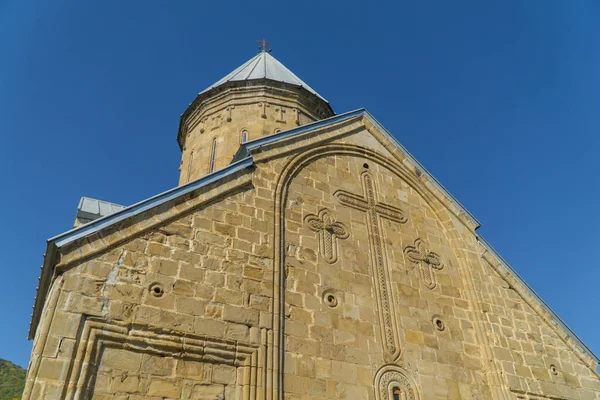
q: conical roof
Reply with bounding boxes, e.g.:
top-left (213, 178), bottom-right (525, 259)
top-left (199, 51), bottom-right (328, 102)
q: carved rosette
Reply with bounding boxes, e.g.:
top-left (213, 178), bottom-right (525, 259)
top-left (304, 209), bottom-right (349, 264)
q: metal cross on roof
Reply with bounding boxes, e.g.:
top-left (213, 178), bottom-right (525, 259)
top-left (257, 38), bottom-right (272, 53)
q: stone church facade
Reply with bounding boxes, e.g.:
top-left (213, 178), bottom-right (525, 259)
top-left (23, 50), bottom-right (600, 400)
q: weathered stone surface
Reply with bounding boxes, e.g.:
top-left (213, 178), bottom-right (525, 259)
top-left (23, 55), bottom-right (600, 400)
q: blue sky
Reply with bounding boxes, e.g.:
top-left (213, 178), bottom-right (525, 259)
top-left (1, 1), bottom-right (598, 369)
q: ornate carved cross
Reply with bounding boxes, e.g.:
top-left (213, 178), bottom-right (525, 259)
top-left (305, 209), bottom-right (349, 264)
top-left (335, 171), bottom-right (407, 361)
top-left (404, 238), bottom-right (444, 290)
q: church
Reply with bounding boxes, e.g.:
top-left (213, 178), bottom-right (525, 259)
top-left (23, 44), bottom-right (600, 399)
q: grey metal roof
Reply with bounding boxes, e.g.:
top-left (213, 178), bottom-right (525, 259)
top-left (76, 197), bottom-right (126, 225)
top-left (199, 51), bottom-right (328, 102)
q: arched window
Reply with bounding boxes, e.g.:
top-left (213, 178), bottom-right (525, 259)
top-left (209, 138), bottom-right (217, 173)
top-left (240, 130), bottom-right (248, 144)
top-left (374, 365), bottom-right (419, 400)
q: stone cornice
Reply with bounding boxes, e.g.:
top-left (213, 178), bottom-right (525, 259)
top-left (177, 79), bottom-right (334, 150)
top-left (28, 157), bottom-right (254, 340)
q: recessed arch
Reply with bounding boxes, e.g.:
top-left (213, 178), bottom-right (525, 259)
top-left (374, 364), bottom-right (420, 400)
top-left (240, 128), bottom-right (249, 144)
top-left (271, 143), bottom-right (463, 398)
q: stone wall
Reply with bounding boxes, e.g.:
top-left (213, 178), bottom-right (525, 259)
top-left (177, 83), bottom-right (333, 185)
top-left (23, 118), bottom-right (600, 399)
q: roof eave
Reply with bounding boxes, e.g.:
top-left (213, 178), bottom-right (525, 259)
top-left (29, 156), bottom-right (254, 339)
top-left (28, 242), bottom-right (57, 340)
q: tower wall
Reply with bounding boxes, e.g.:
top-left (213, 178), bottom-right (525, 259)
top-left (177, 82), bottom-right (334, 185)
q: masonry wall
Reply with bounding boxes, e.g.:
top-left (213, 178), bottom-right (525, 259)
top-left (23, 123), bottom-right (600, 400)
top-left (475, 255), bottom-right (600, 399)
top-left (23, 182), bottom-right (276, 399)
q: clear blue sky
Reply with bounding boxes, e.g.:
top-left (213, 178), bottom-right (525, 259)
top-left (1, 1), bottom-right (598, 369)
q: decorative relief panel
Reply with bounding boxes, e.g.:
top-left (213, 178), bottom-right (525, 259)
top-left (374, 365), bottom-right (419, 400)
top-left (275, 106), bottom-right (286, 122)
top-left (404, 238), bottom-right (444, 290)
top-left (334, 171), bottom-right (407, 361)
top-left (225, 106), bottom-right (234, 122)
top-left (62, 317), bottom-right (263, 400)
top-left (258, 102), bottom-right (270, 118)
top-left (304, 208), bottom-right (349, 264)
top-left (210, 113), bottom-right (223, 130)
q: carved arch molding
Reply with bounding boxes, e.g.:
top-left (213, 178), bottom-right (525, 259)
top-left (374, 365), bottom-right (420, 400)
top-left (274, 144), bottom-right (445, 398)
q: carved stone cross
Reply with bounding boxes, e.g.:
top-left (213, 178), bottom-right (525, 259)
top-left (210, 113), bottom-right (222, 130)
top-left (305, 209), bottom-right (349, 264)
top-left (259, 102), bottom-right (270, 118)
top-left (335, 171), bottom-right (407, 360)
top-left (404, 238), bottom-right (444, 290)
top-left (276, 107), bottom-right (286, 122)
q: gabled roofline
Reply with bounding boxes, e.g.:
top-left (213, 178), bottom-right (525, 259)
top-left (478, 237), bottom-right (600, 365)
top-left (50, 156), bottom-right (252, 248)
top-left (234, 108), bottom-right (481, 228)
top-left (29, 156), bottom-right (253, 339)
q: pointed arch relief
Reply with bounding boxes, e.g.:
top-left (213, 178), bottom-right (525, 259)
top-left (272, 143), bottom-right (480, 398)
top-left (374, 365), bottom-right (420, 400)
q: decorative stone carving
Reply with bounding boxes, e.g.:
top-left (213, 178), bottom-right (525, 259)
top-left (304, 208), bottom-right (349, 264)
top-left (62, 317), bottom-right (262, 400)
top-left (275, 106), bottom-right (286, 122)
top-left (259, 102), bottom-right (270, 118)
top-left (294, 108), bottom-right (301, 125)
top-left (404, 238), bottom-right (444, 290)
top-left (335, 171), bottom-right (407, 361)
top-left (374, 365), bottom-right (419, 400)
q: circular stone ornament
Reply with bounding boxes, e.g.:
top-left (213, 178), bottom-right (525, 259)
top-left (432, 316), bottom-right (445, 331)
top-left (149, 283), bottom-right (165, 298)
top-left (323, 290), bottom-right (339, 308)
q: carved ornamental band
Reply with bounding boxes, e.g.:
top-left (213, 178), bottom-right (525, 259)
top-left (304, 209), bottom-right (349, 264)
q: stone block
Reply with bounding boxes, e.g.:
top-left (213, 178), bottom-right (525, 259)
top-left (147, 378), bottom-right (182, 398)
top-left (223, 305), bottom-right (259, 326)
